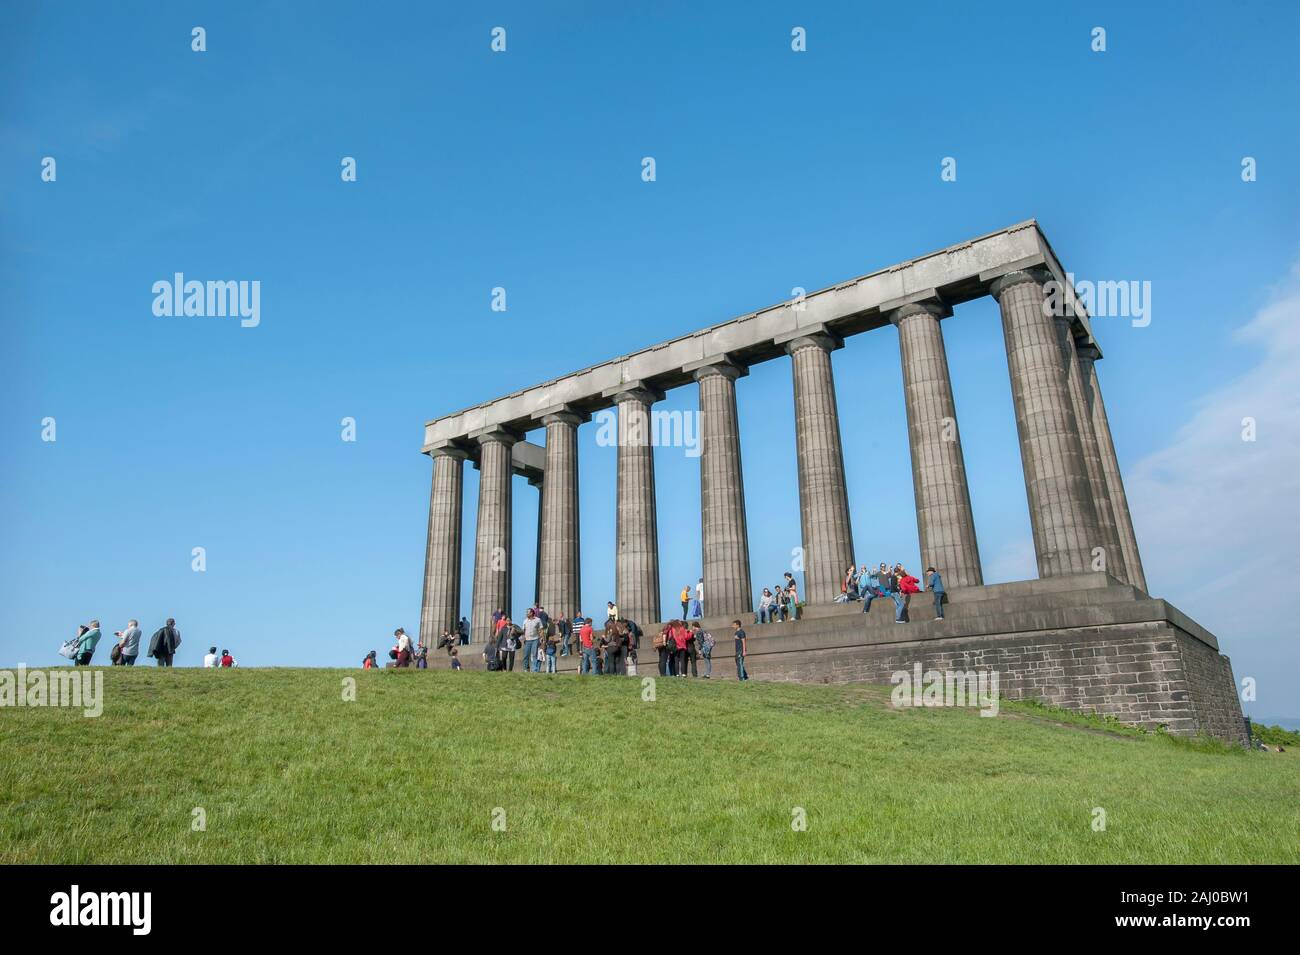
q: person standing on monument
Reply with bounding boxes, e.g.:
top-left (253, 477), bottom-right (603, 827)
top-left (457, 616), bottom-right (470, 645)
top-left (926, 567), bottom-right (946, 620)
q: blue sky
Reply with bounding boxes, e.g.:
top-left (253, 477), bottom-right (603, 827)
top-left (2, 2), bottom-right (1297, 722)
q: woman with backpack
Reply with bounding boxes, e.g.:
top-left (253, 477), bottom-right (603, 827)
top-left (498, 620), bottom-right (520, 671)
top-left (693, 622), bottom-right (715, 678)
top-left (655, 624), bottom-right (674, 676)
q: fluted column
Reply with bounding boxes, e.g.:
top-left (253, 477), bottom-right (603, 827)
top-left (1077, 344), bottom-right (1147, 592)
top-left (537, 410), bottom-right (583, 617)
top-left (419, 446), bottom-right (466, 646)
top-left (693, 359), bottom-right (752, 616)
top-left (1058, 321), bottom-right (1127, 583)
top-left (890, 301), bottom-right (983, 587)
top-left (990, 270), bottom-right (1100, 577)
top-left (785, 331), bottom-right (854, 605)
top-left (470, 429), bottom-right (517, 643)
top-left (614, 386), bottom-right (662, 625)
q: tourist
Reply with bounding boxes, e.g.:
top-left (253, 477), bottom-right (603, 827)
top-left (732, 620), bottom-right (749, 681)
top-left (497, 619), bottom-right (519, 671)
top-left (203, 646), bottom-right (220, 668)
top-left (492, 608), bottom-right (504, 633)
top-left (114, 620), bottom-right (141, 666)
top-left (149, 618), bottom-right (181, 666)
top-left (655, 624), bottom-right (674, 675)
top-left (693, 622), bottom-right (714, 678)
top-left (680, 584), bottom-right (690, 619)
top-left (860, 564), bottom-right (883, 614)
top-left (545, 627), bottom-right (559, 673)
top-left (363, 650), bottom-right (378, 669)
top-left (74, 620), bottom-right (101, 666)
top-left (605, 621), bottom-right (626, 676)
top-left (776, 584), bottom-right (791, 620)
top-left (670, 619), bottom-right (692, 677)
top-left (786, 578), bottom-right (799, 619)
top-left (560, 613), bottom-right (575, 656)
top-left (393, 628), bottom-right (413, 667)
top-left (683, 621), bottom-right (700, 677)
top-left (521, 608), bottom-right (544, 673)
top-left (579, 617), bottom-right (597, 675)
top-left (220, 649), bottom-right (238, 668)
top-left (896, 566), bottom-right (921, 623)
top-left (414, 644), bottom-right (428, 668)
top-left (450, 647), bottom-right (461, 670)
top-left (606, 601), bottom-right (618, 623)
top-left (623, 618), bottom-right (642, 671)
top-left (926, 566), bottom-right (946, 620)
top-left (457, 616), bottom-right (470, 645)
top-left (758, 588), bottom-right (776, 624)
top-left (845, 564), bottom-right (859, 600)
top-left (695, 577), bottom-right (704, 617)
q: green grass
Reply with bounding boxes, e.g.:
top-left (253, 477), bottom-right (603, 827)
top-left (2, 668), bottom-right (1297, 863)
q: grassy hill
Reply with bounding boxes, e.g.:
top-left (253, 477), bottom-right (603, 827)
top-left (2, 668), bottom-right (1296, 864)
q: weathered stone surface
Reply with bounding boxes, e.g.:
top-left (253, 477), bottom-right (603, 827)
top-left (537, 411), bottom-right (584, 619)
top-left (419, 447), bottom-right (466, 645)
top-left (470, 429), bottom-right (517, 643)
top-left (890, 301), bottom-right (982, 587)
top-left (991, 270), bottom-right (1101, 577)
top-left (785, 330), bottom-right (855, 605)
top-left (614, 386), bottom-right (662, 626)
top-left (1077, 345), bottom-right (1148, 593)
top-left (694, 359), bottom-right (752, 617)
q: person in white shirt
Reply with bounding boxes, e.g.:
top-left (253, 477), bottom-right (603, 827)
top-left (203, 646), bottom-right (220, 668)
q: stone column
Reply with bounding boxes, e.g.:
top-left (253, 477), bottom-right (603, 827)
top-left (470, 428), bottom-right (517, 643)
top-left (537, 410), bottom-right (583, 618)
top-left (990, 270), bottom-right (1100, 578)
top-left (890, 301), bottom-right (983, 587)
top-left (693, 358), bottom-right (752, 617)
top-left (419, 446), bottom-right (466, 646)
top-left (613, 385), bottom-right (662, 626)
top-left (785, 330), bottom-right (855, 605)
top-left (1078, 344), bottom-right (1148, 593)
top-left (1058, 322), bottom-right (1127, 584)
top-left (531, 475), bottom-right (543, 607)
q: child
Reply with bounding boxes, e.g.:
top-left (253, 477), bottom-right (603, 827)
top-left (450, 648), bottom-right (461, 670)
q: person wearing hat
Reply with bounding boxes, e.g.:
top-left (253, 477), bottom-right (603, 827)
top-left (926, 566), bottom-right (946, 620)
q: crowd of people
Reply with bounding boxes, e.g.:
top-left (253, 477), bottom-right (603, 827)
top-left (834, 563), bottom-right (946, 622)
top-left (363, 561), bottom-right (947, 676)
top-left (64, 617), bottom-right (184, 666)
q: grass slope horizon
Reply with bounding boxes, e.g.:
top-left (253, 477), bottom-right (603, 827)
top-left (2, 669), bottom-right (1297, 864)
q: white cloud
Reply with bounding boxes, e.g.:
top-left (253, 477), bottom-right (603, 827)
top-left (1127, 262), bottom-right (1300, 718)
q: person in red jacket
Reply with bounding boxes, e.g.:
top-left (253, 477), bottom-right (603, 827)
top-left (670, 620), bottom-right (692, 677)
top-left (891, 564), bottom-right (918, 623)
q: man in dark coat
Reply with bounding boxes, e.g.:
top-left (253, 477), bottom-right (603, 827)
top-left (149, 618), bottom-right (182, 666)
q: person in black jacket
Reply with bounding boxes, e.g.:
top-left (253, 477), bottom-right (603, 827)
top-left (148, 618), bottom-right (182, 666)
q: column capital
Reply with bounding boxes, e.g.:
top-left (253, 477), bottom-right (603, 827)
top-left (776, 325), bottom-right (844, 356)
top-left (427, 442), bottom-right (469, 461)
top-left (602, 380), bottom-right (665, 405)
top-left (469, 426), bottom-right (521, 448)
top-left (886, 298), bottom-right (952, 327)
top-left (687, 355), bottom-right (748, 383)
top-left (988, 267), bottom-right (1052, 301)
top-left (1076, 342), bottom-right (1103, 363)
top-left (535, 404), bottom-right (590, 428)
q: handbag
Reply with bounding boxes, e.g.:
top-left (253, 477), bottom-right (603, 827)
top-left (109, 643), bottom-right (122, 663)
top-left (58, 639), bottom-right (79, 659)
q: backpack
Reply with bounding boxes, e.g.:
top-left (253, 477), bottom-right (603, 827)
top-left (653, 630), bottom-right (668, 650)
top-left (698, 630), bottom-right (715, 653)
